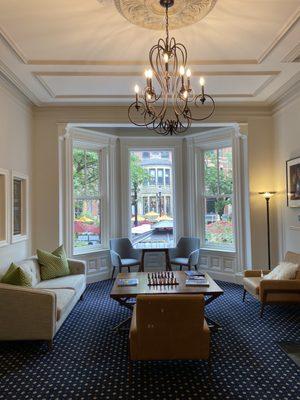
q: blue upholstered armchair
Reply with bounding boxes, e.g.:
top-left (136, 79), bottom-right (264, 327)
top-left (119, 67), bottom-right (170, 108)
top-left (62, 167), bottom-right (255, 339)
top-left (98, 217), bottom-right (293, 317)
top-left (109, 238), bottom-right (142, 278)
top-left (169, 237), bottom-right (200, 271)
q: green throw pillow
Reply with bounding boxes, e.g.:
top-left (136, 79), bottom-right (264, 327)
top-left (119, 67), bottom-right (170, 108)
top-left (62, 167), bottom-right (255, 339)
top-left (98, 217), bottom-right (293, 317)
top-left (37, 245), bottom-right (70, 280)
top-left (1, 263), bottom-right (32, 287)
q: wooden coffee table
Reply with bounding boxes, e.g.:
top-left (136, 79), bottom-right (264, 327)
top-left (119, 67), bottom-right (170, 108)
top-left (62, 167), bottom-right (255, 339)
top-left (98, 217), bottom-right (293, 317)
top-left (110, 271), bottom-right (223, 332)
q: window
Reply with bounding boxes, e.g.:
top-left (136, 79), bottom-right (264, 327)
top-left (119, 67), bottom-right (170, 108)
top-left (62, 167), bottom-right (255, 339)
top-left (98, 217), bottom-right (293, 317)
top-left (142, 151), bottom-right (150, 159)
top-left (157, 169), bottom-right (164, 186)
top-left (11, 173), bottom-right (28, 243)
top-left (165, 169), bottom-right (171, 186)
top-left (202, 147), bottom-right (234, 250)
top-left (73, 147), bottom-right (101, 254)
top-left (130, 150), bottom-right (174, 248)
top-left (149, 169), bottom-right (156, 185)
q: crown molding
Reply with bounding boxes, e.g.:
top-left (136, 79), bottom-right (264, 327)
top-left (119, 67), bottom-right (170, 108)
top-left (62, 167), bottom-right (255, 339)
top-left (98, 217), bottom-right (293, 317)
top-left (257, 7), bottom-right (300, 63)
top-left (0, 60), bottom-right (39, 106)
top-left (271, 78), bottom-right (300, 115)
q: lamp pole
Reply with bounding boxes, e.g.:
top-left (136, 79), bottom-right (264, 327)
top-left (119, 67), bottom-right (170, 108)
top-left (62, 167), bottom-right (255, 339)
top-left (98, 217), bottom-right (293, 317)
top-left (259, 192), bottom-right (276, 270)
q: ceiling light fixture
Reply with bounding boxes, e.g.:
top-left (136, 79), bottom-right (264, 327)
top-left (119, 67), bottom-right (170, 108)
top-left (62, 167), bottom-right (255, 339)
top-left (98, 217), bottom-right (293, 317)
top-left (128, 0), bottom-right (215, 136)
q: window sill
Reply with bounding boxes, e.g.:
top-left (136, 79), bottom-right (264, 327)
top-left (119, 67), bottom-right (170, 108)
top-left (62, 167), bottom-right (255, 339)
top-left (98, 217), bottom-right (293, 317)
top-left (73, 247), bottom-right (109, 257)
top-left (200, 247), bottom-right (236, 254)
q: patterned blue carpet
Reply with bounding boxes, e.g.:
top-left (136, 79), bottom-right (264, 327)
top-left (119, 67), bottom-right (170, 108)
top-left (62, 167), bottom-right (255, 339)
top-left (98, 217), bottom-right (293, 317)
top-left (0, 280), bottom-right (299, 400)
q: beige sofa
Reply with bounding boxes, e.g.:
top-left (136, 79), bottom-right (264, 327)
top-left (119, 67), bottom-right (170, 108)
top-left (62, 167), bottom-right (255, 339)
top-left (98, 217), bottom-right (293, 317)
top-left (243, 251), bottom-right (300, 317)
top-left (0, 257), bottom-right (86, 348)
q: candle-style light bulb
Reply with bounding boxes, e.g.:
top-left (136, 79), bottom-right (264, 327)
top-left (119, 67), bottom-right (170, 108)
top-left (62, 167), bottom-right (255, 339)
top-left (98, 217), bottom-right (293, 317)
top-left (134, 84), bottom-right (140, 94)
top-left (183, 90), bottom-right (188, 99)
top-left (148, 69), bottom-right (153, 79)
top-left (186, 68), bottom-right (191, 78)
top-left (179, 66), bottom-right (185, 76)
top-left (163, 53), bottom-right (169, 63)
top-left (200, 77), bottom-right (205, 99)
top-left (134, 84), bottom-right (140, 107)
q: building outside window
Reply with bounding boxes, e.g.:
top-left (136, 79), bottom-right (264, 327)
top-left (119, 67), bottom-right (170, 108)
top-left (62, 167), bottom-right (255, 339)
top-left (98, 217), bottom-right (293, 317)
top-left (73, 147), bottom-right (101, 253)
top-left (130, 150), bottom-right (174, 248)
top-left (202, 146), bottom-right (235, 250)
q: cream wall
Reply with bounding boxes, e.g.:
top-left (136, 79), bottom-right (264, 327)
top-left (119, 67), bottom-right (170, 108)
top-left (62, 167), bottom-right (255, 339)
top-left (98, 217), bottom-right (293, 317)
top-left (0, 79), bottom-right (33, 274)
top-left (33, 105), bottom-right (276, 269)
top-left (273, 88), bottom-right (300, 259)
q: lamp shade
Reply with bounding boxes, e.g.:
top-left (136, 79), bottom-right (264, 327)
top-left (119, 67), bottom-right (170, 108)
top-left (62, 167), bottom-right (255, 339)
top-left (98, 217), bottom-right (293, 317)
top-left (258, 191), bottom-right (276, 199)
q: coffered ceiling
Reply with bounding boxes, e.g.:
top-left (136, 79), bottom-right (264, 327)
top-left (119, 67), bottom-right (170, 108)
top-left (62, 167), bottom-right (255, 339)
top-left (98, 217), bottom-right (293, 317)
top-left (0, 0), bottom-right (299, 106)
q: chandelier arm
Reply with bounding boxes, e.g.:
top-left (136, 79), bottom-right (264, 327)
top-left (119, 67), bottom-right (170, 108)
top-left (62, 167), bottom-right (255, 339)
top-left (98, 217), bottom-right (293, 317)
top-left (186, 94), bottom-right (216, 121)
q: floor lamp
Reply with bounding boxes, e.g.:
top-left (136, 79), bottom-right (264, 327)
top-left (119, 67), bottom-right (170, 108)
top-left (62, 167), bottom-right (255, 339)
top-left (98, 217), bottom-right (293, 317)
top-left (259, 192), bottom-right (276, 270)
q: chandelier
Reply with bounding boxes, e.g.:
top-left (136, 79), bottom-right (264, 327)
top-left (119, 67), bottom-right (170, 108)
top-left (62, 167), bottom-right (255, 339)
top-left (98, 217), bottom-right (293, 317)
top-left (128, 0), bottom-right (215, 136)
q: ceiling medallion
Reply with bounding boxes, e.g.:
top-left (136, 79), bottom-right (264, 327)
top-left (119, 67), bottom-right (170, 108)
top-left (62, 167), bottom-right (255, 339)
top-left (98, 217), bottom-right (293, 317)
top-left (128, 0), bottom-right (215, 136)
top-left (115, 0), bottom-right (217, 30)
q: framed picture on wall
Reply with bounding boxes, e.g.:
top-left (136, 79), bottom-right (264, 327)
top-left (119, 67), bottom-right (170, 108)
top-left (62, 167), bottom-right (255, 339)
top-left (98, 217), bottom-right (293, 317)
top-left (286, 157), bottom-right (300, 207)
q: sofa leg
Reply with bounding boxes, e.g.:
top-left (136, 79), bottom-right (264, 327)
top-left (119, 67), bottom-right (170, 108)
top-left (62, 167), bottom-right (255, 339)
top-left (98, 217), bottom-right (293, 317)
top-left (47, 340), bottom-right (53, 351)
top-left (260, 303), bottom-right (265, 318)
top-left (242, 289), bottom-right (247, 302)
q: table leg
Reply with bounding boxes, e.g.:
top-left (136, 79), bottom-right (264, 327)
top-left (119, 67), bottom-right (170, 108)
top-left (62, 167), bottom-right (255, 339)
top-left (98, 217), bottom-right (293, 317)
top-left (111, 297), bottom-right (135, 333)
top-left (205, 293), bottom-right (222, 332)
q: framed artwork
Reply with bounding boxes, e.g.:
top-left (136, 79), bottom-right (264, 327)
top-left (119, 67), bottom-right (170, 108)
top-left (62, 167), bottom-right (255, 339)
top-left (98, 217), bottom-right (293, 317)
top-left (286, 157), bottom-right (300, 207)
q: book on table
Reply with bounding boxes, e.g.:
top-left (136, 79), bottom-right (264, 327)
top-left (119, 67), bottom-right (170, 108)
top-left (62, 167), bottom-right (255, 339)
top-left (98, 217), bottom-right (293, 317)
top-left (185, 271), bottom-right (205, 277)
top-left (117, 278), bottom-right (139, 287)
top-left (185, 278), bottom-right (209, 287)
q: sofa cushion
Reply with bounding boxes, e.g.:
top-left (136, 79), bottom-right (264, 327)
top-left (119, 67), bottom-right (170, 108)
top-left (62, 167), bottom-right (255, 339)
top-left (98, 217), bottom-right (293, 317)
top-left (0, 263), bottom-right (32, 287)
top-left (17, 259), bottom-right (41, 286)
top-left (35, 274), bottom-right (85, 294)
top-left (37, 245), bottom-right (70, 281)
top-left (262, 262), bottom-right (299, 280)
top-left (243, 277), bottom-right (261, 296)
top-left (44, 288), bottom-right (75, 321)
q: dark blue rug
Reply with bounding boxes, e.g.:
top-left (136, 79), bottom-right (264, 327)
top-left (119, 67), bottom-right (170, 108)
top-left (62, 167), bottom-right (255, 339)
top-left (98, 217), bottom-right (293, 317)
top-left (0, 280), bottom-right (299, 400)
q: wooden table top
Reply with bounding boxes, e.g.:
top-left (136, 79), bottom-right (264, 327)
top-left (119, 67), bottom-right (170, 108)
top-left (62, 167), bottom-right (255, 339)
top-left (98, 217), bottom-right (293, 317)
top-left (110, 271), bottom-right (224, 299)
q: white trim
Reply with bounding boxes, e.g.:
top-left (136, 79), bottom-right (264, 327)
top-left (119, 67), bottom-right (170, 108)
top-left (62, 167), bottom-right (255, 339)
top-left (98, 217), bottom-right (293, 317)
top-left (0, 168), bottom-right (10, 247)
top-left (11, 171), bottom-right (29, 243)
top-left (186, 125), bottom-right (252, 276)
top-left (58, 125), bottom-right (117, 261)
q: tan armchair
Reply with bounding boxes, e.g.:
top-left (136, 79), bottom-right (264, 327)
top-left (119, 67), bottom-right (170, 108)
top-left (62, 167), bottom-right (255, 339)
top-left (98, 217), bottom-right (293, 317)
top-left (129, 294), bottom-right (210, 363)
top-left (243, 251), bottom-right (300, 317)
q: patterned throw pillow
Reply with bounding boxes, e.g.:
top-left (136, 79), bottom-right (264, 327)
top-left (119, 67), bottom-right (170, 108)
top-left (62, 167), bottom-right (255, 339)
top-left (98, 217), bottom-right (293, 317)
top-left (0, 263), bottom-right (32, 287)
top-left (262, 262), bottom-right (299, 280)
top-left (37, 245), bottom-right (70, 281)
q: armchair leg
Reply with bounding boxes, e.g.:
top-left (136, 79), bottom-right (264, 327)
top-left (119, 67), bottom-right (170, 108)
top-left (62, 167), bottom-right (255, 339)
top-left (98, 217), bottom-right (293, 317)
top-left (80, 292), bottom-right (84, 301)
top-left (128, 266), bottom-right (131, 273)
top-left (260, 303), bottom-right (265, 318)
top-left (179, 265), bottom-right (182, 271)
top-left (242, 289), bottom-right (247, 302)
top-left (111, 266), bottom-right (116, 279)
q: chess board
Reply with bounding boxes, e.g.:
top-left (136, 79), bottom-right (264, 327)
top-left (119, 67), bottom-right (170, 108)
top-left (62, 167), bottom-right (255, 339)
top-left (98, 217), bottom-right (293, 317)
top-left (147, 271), bottom-right (179, 286)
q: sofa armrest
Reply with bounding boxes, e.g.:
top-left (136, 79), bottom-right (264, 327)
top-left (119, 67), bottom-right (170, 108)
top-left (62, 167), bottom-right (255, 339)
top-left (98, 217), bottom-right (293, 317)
top-left (0, 283), bottom-right (56, 341)
top-left (244, 270), bottom-right (270, 277)
top-left (259, 279), bottom-right (300, 301)
top-left (67, 258), bottom-right (87, 275)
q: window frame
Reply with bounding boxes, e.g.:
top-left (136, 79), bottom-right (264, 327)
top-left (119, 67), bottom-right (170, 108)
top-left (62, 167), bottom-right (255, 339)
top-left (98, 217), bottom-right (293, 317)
top-left (0, 169), bottom-right (9, 247)
top-left (196, 142), bottom-right (236, 253)
top-left (125, 145), bottom-right (180, 248)
top-left (72, 145), bottom-right (103, 256)
top-left (11, 171), bottom-right (29, 244)
top-left (199, 143), bottom-right (236, 252)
